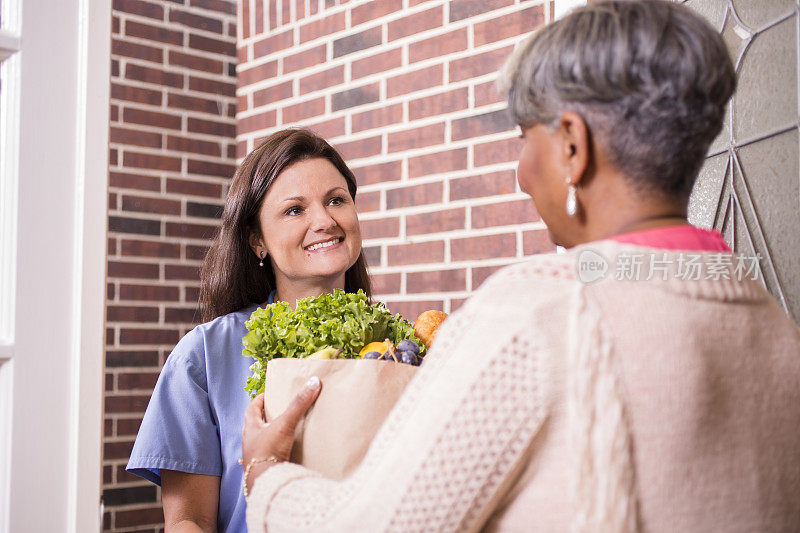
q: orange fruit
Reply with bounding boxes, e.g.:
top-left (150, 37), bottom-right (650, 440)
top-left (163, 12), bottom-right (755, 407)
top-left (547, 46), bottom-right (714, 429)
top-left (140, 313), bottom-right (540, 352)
top-left (414, 310), bottom-right (447, 348)
top-left (359, 341), bottom-right (389, 358)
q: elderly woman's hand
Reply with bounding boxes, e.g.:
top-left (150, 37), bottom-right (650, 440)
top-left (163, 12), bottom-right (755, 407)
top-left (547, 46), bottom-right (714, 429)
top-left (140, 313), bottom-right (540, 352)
top-left (241, 376), bottom-right (322, 494)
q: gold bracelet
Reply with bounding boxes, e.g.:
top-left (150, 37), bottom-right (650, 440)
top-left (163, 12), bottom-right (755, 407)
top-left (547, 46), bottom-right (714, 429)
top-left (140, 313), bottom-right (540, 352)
top-left (238, 456), bottom-right (280, 498)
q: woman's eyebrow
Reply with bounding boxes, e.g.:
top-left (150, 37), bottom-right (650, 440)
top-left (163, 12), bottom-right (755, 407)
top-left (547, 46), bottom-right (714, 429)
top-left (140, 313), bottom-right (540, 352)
top-left (281, 195), bottom-right (306, 204)
top-left (281, 187), bottom-right (347, 203)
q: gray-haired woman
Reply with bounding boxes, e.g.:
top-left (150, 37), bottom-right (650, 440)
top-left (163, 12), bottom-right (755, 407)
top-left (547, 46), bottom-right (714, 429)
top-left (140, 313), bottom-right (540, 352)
top-left (241, 2), bottom-right (800, 531)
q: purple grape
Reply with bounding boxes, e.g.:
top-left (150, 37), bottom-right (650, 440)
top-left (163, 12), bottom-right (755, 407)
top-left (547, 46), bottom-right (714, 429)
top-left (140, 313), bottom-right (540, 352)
top-left (396, 339), bottom-right (420, 355)
top-left (382, 351), bottom-right (397, 362)
top-left (399, 351), bottom-right (419, 366)
top-left (363, 351), bottom-right (381, 360)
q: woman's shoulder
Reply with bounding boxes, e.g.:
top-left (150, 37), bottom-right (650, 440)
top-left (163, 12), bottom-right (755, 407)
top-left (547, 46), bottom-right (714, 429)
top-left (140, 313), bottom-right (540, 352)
top-left (169, 303), bottom-right (261, 366)
top-left (476, 252), bottom-right (578, 296)
top-left (194, 303), bottom-right (261, 336)
top-left (455, 252), bottom-right (579, 322)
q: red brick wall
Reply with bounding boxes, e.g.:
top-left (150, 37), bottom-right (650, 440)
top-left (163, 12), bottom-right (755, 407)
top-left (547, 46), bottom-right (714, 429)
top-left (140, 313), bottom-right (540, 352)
top-left (237, 0), bottom-right (555, 319)
top-left (104, 0), bottom-right (237, 531)
top-left (102, 0), bottom-right (556, 530)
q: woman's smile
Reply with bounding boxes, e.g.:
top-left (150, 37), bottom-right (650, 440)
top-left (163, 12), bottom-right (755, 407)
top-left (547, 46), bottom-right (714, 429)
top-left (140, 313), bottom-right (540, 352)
top-left (304, 237), bottom-right (344, 253)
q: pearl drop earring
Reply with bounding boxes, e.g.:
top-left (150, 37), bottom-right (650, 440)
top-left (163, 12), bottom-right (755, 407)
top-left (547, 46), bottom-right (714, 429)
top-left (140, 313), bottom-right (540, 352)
top-left (565, 178), bottom-right (578, 217)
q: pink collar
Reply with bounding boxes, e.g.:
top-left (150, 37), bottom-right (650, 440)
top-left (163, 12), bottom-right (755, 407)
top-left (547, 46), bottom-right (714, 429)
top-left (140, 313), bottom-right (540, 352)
top-left (608, 225), bottom-right (731, 252)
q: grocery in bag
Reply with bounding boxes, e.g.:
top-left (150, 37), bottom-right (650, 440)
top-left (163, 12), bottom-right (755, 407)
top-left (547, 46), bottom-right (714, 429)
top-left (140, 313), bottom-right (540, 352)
top-left (241, 290), bottom-right (447, 477)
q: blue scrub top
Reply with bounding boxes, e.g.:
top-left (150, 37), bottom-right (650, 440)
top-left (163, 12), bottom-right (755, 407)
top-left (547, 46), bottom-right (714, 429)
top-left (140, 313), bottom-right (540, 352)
top-left (127, 292), bottom-right (273, 533)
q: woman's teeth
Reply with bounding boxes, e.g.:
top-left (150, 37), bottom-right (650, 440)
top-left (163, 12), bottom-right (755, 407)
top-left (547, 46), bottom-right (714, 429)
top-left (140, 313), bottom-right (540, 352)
top-left (306, 239), bottom-right (340, 251)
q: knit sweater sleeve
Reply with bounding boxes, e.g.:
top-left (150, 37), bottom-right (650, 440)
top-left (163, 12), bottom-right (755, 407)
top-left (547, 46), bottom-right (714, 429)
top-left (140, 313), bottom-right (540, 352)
top-left (247, 263), bottom-right (556, 532)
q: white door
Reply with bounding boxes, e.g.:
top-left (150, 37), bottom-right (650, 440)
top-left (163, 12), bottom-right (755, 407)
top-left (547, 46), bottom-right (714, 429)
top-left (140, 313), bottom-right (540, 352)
top-left (0, 0), bottom-right (110, 531)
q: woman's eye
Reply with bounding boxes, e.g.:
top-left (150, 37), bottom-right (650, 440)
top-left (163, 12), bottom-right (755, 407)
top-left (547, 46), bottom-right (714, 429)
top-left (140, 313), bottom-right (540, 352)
top-left (285, 206), bottom-right (303, 216)
top-left (328, 196), bottom-right (345, 206)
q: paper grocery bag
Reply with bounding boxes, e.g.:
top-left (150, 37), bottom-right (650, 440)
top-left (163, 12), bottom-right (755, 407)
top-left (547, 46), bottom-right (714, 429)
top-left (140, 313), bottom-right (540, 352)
top-left (263, 358), bottom-right (418, 480)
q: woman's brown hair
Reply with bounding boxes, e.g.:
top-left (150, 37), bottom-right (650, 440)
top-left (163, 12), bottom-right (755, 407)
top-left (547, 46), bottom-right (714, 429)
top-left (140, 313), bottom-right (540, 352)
top-left (199, 128), bottom-right (371, 322)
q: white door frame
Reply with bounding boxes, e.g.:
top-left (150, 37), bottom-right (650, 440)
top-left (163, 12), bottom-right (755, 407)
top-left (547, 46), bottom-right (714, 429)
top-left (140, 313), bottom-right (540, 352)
top-left (2, 0), bottom-right (110, 531)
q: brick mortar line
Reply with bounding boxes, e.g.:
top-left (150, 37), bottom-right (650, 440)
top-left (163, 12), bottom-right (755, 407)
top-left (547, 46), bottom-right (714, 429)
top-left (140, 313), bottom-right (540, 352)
top-left (106, 255), bottom-right (205, 264)
top-left (237, 76), bottom-right (505, 127)
top-left (106, 277), bottom-right (202, 284)
top-left (108, 194), bottom-right (226, 203)
top-left (238, 0), bottom-right (352, 47)
top-left (238, 0), bottom-right (543, 49)
top-left (101, 485), bottom-right (157, 495)
top-left (111, 145), bottom-right (237, 164)
top-left (107, 217), bottom-right (220, 227)
top-left (239, 3), bottom-right (540, 66)
top-left (116, 9), bottom-right (237, 39)
top-left (373, 291), bottom-right (481, 302)
top-left (110, 291), bottom-right (199, 299)
top-left (107, 310), bottom-right (199, 318)
top-left (368, 258), bottom-right (537, 275)
top-left (109, 194), bottom-right (227, 203)
top-left (113, 117), bottom-right (238, 132)
top-left (100, 499), bottom-right (163, 509)
top-left (108, 171), bottom-right (233, 183)
top-left (240, 98), bottom-right (508, 139)
top-left (113, 69), bottom-right (235, 91)
top-left (358, 192), bottom-right (534, 215)
top-left (110, 145), bottom-right (236, 159)
top-left (109, 97), bottom-right (237, 119)
top-left (115, 59), bottom-right (238, 91)
top-left (115, 2), bottom-right (238, 23)
top-left (107, 220), bottom-right (223, 231)
top-left (361, 221), bottom-right (546, 244)
top-left (106, 234), bottom-right (218, 244)
top-left (104, 322), bottom-right (193, 329)
top-left (108, 279), bottom-right (197, 287)
top-left (110, 150), bottom-right (236, 166)
top-left (111, 77), bottom-right (238, 97)
top-left (351, 159), bottom-right (516, 183)
top-left (238, 130), bottom-right (518, 166)
top-left (106, 340), bottom-right (191, 350)
top-left (237, 36), bottom-right (512, 97)
top-left (397, 211), bottom-right (407, 240)
top-left (250, 80), bottom-right (502, 119)
top-left (115, 57), bottom-right (237, 80)
top-left (108, 128), bottom-right (236, 144)
top-left (112, 32), bottom-right (238, 62)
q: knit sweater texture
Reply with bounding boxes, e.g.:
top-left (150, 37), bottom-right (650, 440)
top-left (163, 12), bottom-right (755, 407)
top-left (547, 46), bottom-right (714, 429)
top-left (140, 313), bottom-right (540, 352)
top-left (247, 240), bottom-right (800, 532)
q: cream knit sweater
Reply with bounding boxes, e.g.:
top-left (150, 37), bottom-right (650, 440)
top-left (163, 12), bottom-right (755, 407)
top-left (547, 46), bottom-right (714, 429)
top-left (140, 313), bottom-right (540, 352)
top-left (247, 240), bottom-right (800, 532)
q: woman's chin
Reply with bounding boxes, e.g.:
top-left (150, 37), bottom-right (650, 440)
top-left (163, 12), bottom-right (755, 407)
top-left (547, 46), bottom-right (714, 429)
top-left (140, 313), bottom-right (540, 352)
top-left (305, 260), bottom-right (353, 282)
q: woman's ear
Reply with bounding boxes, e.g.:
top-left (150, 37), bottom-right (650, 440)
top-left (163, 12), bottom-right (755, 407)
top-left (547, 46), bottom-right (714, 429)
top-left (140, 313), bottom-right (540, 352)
top-left (558, 111), bottom-right (590, 186)
top-left (248, 231), bottom-right (264, 257)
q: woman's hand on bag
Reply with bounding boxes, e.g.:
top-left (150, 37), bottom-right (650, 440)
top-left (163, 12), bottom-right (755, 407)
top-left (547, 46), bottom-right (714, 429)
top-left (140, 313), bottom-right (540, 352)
top-left (241, 376), bottom-right (322, 492)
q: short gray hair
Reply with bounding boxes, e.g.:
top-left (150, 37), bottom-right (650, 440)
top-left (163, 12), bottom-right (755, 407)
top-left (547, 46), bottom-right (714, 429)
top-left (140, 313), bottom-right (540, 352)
top-left (500, 0), bottom-right (736, 201)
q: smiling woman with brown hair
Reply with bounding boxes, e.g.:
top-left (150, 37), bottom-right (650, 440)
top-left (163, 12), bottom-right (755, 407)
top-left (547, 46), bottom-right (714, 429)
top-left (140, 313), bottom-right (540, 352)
top-left (200, 129), bottom-right (371, 322)
top-left (240, 2), bottom-right (800, 532)
top-left (126, 128), bottom-right (371, 533)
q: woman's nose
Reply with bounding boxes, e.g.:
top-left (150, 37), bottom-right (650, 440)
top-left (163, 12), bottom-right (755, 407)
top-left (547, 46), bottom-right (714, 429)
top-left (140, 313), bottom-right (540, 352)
top-left (310, 205), bottom-right (337, 231)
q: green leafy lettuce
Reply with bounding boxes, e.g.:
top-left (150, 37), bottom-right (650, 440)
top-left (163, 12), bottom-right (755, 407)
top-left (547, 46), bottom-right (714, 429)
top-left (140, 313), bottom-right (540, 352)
top-left (242, 289), bottom-right (426, 397)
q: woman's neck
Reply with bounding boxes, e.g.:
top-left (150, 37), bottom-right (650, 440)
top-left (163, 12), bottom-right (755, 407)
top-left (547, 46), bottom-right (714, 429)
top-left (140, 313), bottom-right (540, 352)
top-left (609, 213), bottom-right (688, 236)
top-left (576, 175), bottom-right (689, 245)
top-left (272, 277), bottom-right (346, 309)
